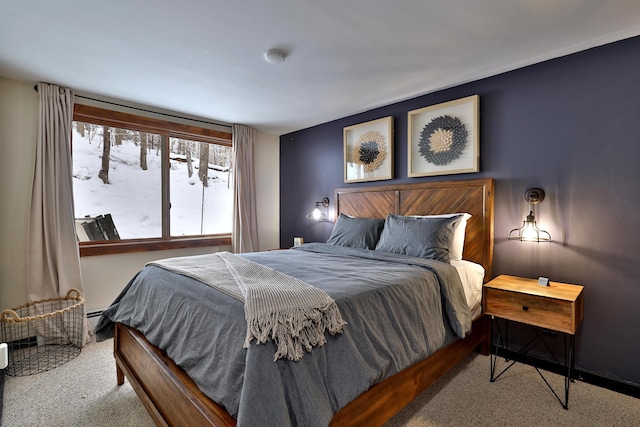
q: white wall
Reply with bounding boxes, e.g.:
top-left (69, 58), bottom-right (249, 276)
top-left (80, 247), bottom-right (230, 312)
top-left (254, 130), bottom-right (280, 251)
top-left (0, 78), bottom-right (37, 310)
top-left (0, 77), bottom-right (280, 312)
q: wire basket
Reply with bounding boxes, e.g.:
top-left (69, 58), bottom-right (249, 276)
top-left (0, 289), bottom-right (85, 376)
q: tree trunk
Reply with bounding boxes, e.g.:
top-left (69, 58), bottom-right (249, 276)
top-left (99, 127), bottom-right (111, 184)
top-left (88, 124), bottom-right (98, 144)
top-left (140, 132), bottom-right (148, 170)
top-left (186, 144), bottom-right (193, 177)
top-left (198, 142), bottom-right (209, 187)
top-left (115, 128), bottom-right (124, 146)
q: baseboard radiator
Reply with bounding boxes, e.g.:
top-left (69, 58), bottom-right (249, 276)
top-left (87, 310), bottom-right (104, 329)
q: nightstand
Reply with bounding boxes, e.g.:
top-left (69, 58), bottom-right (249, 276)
top-left (483, 274), bottom-right (584, 409)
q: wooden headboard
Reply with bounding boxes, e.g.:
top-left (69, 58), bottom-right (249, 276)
top-left (335, 178), bottom-right (494, 280)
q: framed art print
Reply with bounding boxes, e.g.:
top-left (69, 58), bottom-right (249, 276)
top-left (344, 116), bottom-right (393, 183)
top-left (408, 95), bottom-right (479, 177)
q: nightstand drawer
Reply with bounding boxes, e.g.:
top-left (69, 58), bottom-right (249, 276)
top-left (484, 287), bottom-right (577, 334)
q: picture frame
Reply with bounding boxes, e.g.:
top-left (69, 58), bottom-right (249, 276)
top-left (343, 116), bottom-right (394, 183)
top-left (408, 95), bottom-right (479, 177)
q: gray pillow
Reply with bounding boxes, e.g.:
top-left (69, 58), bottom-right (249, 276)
top-left (326, 214), bottom-right (385, 249)
top-left (375, 214), bottom-right (462, 263)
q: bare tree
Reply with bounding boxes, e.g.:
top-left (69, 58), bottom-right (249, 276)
top-left (98, 126), bottom-right (111, 184)
top-left (140, 132), bottom-right (148, 170)
top-left (114, 128), bottom-right (125, 146)
top-left (198, 142), bottom-right (209, 187)
top-left (78, 122), bottom-right (100, 144)
top-left (186, 143), bottom-right (193, 177)
top-left (210, 144), bottom-right (232, 169)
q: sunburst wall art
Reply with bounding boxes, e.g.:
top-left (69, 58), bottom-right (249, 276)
top-left (344, 116), bottom-right (393, 183)
top-left (408, 95), bottom-right (479, 177)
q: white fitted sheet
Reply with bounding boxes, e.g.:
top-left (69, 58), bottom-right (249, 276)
top-left (450, 259), bottom-right (485, 319)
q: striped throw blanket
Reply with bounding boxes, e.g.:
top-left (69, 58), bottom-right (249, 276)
top-left (148, 252), bottom-right (346, 361)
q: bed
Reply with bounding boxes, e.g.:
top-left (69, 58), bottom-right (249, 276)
top-left (97, 177), bottom-right (494, 426)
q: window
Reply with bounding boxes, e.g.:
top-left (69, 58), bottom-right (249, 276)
top-left (168, 137), bottom-right (233, 236)
top-left (72, 104), bottom-right (233, 256)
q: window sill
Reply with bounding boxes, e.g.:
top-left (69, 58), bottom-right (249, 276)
top-left (79, 235), bottom-right (232, 257)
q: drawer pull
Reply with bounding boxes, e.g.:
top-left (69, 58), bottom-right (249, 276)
top-left (522, 305), bottom-right (529, 311)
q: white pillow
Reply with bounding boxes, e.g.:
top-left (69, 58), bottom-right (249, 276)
top-left (410, 213), bottom-right (471, 261)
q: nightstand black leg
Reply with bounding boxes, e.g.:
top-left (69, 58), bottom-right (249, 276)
top-left (529, 329), bottom-right (574, 409)
top-left (489, 316), bottom-right (517, 382)
top-left (489, 318), bottom-right (576, 410)
top-left (563, 334), bottom-right (575, 410)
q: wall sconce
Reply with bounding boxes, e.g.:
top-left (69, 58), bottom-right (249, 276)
top-left (508, 187), bottom-right (551, 242)
top-left (306, 197), bottom-right (330, 222)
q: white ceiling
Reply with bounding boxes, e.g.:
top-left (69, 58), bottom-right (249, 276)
top-left (2, 1), bottom-right (640, 136)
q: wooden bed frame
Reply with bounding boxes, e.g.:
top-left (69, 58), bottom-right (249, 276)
top-left (113, 177), bottom-right (494, 426)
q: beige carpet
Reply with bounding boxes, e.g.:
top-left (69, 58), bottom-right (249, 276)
top-left (384, 354), bottom-right (640, 427)
top-left (3, 339), bottom-right (153, 427)
top-left (3, 339), bottom-right (639, 426)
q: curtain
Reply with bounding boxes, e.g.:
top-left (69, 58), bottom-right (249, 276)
top-left (232, 124), bottom-right (259, 253)
top-left (27, 82), bottom-right (92, 345)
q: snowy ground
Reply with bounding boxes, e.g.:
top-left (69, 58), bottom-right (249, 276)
top-left (72, 128), bottom-right (232, 239)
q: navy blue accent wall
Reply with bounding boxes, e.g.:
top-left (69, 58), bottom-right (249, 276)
top-left (280, 36), bottom-right (640, 386)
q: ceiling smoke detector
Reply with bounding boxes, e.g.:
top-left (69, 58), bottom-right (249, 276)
top-left (264, 49), bottom-right (286, 64)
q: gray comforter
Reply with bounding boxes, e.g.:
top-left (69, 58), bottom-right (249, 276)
top-left (96, 243), bottom-right (472, 427)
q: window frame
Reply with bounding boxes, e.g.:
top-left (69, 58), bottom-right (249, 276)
top-left (73, 104), bottom-right (233, 256)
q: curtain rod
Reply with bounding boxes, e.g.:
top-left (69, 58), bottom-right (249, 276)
top-left (33, 84), bottom-right (233, 130)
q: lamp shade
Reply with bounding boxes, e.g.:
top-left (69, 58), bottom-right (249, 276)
top-left (508, 188), bottom-right (551, 242)
top-left (509, 211), bottom-right (551, 242)
top-left (306, 197), bottom-right (330, 222)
